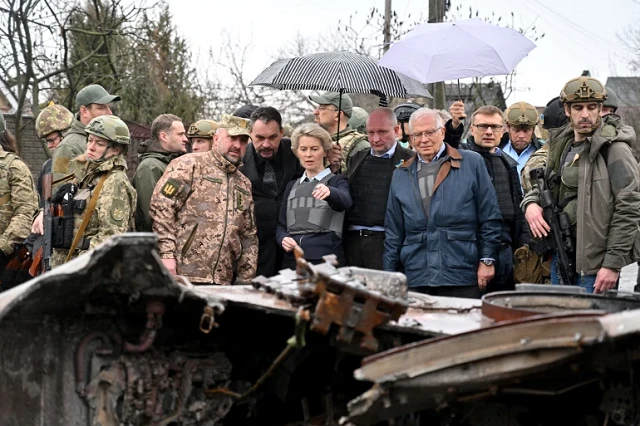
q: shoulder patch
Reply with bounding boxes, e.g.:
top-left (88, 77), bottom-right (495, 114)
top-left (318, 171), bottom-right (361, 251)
top-left (161, 178), bottom-right (182, 198)
top-left (110, 198), bottom-right (126, 223)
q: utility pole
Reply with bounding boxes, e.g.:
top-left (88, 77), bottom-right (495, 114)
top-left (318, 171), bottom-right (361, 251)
top-left (428, 0), bottom-right (446, 110)
top-left (383, 0), bottom-right (392, 54)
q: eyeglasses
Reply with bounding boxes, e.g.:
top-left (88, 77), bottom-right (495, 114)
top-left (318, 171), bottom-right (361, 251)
top-left (473, 124), bottom-right (503, 132)
top-left (316, 106), bottom-right (339, 112)
top-left (411, 127), bottom-right (442, 140)
top-left (43, 134), bottom-right (61, 145)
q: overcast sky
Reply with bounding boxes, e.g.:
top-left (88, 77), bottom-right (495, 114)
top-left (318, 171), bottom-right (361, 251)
top-left (168, 0), bottom-right (640, 107)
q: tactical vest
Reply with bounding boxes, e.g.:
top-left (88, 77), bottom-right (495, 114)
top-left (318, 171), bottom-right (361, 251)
top-left (417, 157), bottom-right (446, 220)
top-left (50, 183), bottom-right (93, 251)
top-left (556, 142), bottom-right (584, 233)
top-left (347, 155), bottom-right (396, 227)
top-left (339, 133), bottom-right (367, 173)
top-left (0, 152), bottom-right (17, 234)
top-left (286, 174), bottom-right (345, 238)
top-left (488, 156), bottom-right (516, 221)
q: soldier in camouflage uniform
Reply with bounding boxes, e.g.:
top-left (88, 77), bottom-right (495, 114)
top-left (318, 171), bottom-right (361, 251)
top-left (0, 113), bottom-right (39, 264)
top-left (187, 120), bottom-right (217, 153)
top-left (51, 84), bottom-right (120, 190)
top-left (150, 114), bottom-right (258, 285)
top-left (310, 92), bottom-right (369, 173)
top-left (50, 115), bottom-right (136, 267)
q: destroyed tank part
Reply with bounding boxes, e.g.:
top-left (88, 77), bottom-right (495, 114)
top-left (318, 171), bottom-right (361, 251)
top-left (343, 309), bottom-right (640, 425)
top-left (82, 351), bottom-right (234, 426)
top-left (251, 248), bottom-right (409, 352)
top-left (482, 291), bottom-right (640, 322)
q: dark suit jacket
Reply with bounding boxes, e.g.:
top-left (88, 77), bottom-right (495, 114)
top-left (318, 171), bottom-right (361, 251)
top-left (240, 139), bottom-right (304, 277)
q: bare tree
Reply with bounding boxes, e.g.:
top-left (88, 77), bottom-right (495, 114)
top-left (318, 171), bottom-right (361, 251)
top-left (0, 0), bottom-right (153, 150)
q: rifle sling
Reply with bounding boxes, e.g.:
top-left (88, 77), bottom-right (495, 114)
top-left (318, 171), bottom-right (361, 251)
top-left (65, 172), bottom-right (111, 263)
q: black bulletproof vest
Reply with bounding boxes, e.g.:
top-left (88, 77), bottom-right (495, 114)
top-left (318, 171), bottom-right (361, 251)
top-left (347, 155), bottom-right (397, 227)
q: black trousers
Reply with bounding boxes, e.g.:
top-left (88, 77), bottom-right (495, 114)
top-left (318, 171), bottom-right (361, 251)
top-left (412, 285), bottom-right (482, 299)
top-left (344, 232), bottom-right (385, 270)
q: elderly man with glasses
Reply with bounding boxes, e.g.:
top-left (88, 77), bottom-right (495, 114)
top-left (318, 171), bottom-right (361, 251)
top-left (459, 105), bottom-right (529, 293)
top-left (384, 107), bottom-right (502, 299)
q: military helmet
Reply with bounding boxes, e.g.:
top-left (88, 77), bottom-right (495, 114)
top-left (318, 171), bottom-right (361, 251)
top-left (85, 115), bottom-right (130, 145)
top-left (603, 87), bottom-right (619, 112)
top-left (35, 104), bottom-right (74, 138)
top-left (560, 76), bottom-right (607, 104)
top-left (505, 102), bottom-right (539, 127)
top-left (541, 96), bottom-right (568, 130)
top-left (187, 120), bottom-right (218, 139)
top-left (393, 103), bottom-right (421, 122)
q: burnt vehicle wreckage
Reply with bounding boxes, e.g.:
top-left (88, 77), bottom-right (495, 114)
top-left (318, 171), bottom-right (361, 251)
top-left (1, 234), bottom-right (640, 425)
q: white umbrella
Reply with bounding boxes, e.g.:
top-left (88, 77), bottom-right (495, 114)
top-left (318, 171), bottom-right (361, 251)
top-left (379, 18), bottom-right (536, 85)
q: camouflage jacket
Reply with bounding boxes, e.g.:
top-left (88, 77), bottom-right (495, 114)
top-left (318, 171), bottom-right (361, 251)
top-left (150, 149), bottom-right (258, 285)
top-left (332, 125), bottom-right (369, 173)
top-left (0, 148), bottom-right (39, 254)
top-left (51, 115), bottom-right (87, 190)
top-left (520, 144), bottom-right (549, 194)
top-left (132, 139), bottom-right (182, 232)
top-left (51, 155), bottom-right (136, 267)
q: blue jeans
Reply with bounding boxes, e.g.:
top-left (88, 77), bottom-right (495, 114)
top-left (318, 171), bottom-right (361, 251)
top-left (551, 254), bottom-right (595, 293)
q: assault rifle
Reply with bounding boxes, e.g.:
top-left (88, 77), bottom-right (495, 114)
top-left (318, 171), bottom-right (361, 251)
top-left (529, 168), bottom-right (576, 286)
top-left (41, 173), bottom-right (54, 272)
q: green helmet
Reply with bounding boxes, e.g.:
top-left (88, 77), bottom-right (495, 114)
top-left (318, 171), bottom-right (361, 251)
top-left (85, 115), bottom-right (130, 145)
top-left (505, 101), bottom-right (539, 127)
top-left (187, 120), bottom-right (218, 139)
top-left (35, 104), bottom-right (74, 138)
top-left (603, 87), bottom-right (619, 112)
top-left (560, 76), bottom-right (607, 104)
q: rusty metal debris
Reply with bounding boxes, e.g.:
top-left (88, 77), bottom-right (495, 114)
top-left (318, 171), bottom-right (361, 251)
top-left (252, 247), bottom-right (409, 352)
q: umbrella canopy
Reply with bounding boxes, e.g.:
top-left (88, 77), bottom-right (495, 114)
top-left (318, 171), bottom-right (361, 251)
top-left (378, 18), bottom-right (536, 84)
top-left (250, 51), bottom-right (433, 99)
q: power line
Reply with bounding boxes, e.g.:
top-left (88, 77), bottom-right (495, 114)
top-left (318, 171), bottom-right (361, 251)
top-left (529, 0), bottom-right (618, 47)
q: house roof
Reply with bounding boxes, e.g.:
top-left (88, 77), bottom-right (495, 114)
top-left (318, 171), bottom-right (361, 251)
top-left (605, 77), bottom-right (640, 107)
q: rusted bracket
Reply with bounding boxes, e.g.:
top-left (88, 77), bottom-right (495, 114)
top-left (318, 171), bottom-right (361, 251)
top-left (310, 271), bottom-right (407, 352)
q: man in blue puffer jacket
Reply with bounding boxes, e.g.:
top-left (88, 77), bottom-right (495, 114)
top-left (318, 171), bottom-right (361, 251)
top-left (384, 108), bottom-right (503, 299)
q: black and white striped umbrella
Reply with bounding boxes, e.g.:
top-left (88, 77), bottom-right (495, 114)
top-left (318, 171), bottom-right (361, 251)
top-left (250, 51), bottom-right (433, 100)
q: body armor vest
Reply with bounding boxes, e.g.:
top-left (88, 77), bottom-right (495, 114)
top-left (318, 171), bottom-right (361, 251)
top-left (286, 173), bottom-right (345, 238)
top-left (347, 155), bottom-right (396, 227)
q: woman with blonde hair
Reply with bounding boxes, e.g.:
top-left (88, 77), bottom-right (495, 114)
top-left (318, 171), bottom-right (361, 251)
top-left (276, 123), bottom-right (352, 268)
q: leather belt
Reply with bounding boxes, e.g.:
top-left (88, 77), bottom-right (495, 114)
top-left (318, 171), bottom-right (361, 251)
top-left (347, 230), bottom-right (385, 237)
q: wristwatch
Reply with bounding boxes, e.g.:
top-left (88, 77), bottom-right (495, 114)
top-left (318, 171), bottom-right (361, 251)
top-left (481, 259), bottom-right (494, 267)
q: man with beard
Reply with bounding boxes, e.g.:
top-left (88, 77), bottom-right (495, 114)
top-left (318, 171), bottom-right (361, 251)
top-left (240, 106), bottom-right (303, 277)
top-left (523, 76), bottom-right (640, 294)
top-left (310, 92), bottom-right (369, 173)
top-left (150, 114), bottom-right (258, 285)
top-left (461, 105), bottom-right (528, 293)
top-left (501, 102), bottom-right (544, 187)
top-left (133, 114), bottom-right (187, 232)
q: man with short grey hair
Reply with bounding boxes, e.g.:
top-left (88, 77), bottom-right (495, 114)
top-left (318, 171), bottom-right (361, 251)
top-left (133, 114), bottom-right (188, 232)
top-left (384, 107), bottom-right (502, 298)
top-left (51, 84), bottom-right (120, 188)
top-left (344, 107), bottom-right (413, 269)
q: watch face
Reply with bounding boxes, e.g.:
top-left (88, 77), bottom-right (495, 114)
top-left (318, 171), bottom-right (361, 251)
top-left (483, 260), bottom-right (493, 266)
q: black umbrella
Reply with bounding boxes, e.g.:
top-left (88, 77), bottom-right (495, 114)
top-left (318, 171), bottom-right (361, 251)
top-left (250, 51), bottom-right (432, 139)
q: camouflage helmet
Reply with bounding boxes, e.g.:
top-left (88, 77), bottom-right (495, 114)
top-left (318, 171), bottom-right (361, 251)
top-left (603, 87), bottom-right (619, 112)
top-left (85, 115), bottom-right (130, 145)
top-left (35, 104), bottom-right (74, 138)
top-left (560, 76), bottom-right (607, 104)
top-left (505, 101), bottom-right (539, 127)
top-left (187, 120), bottom-right (218, 139)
